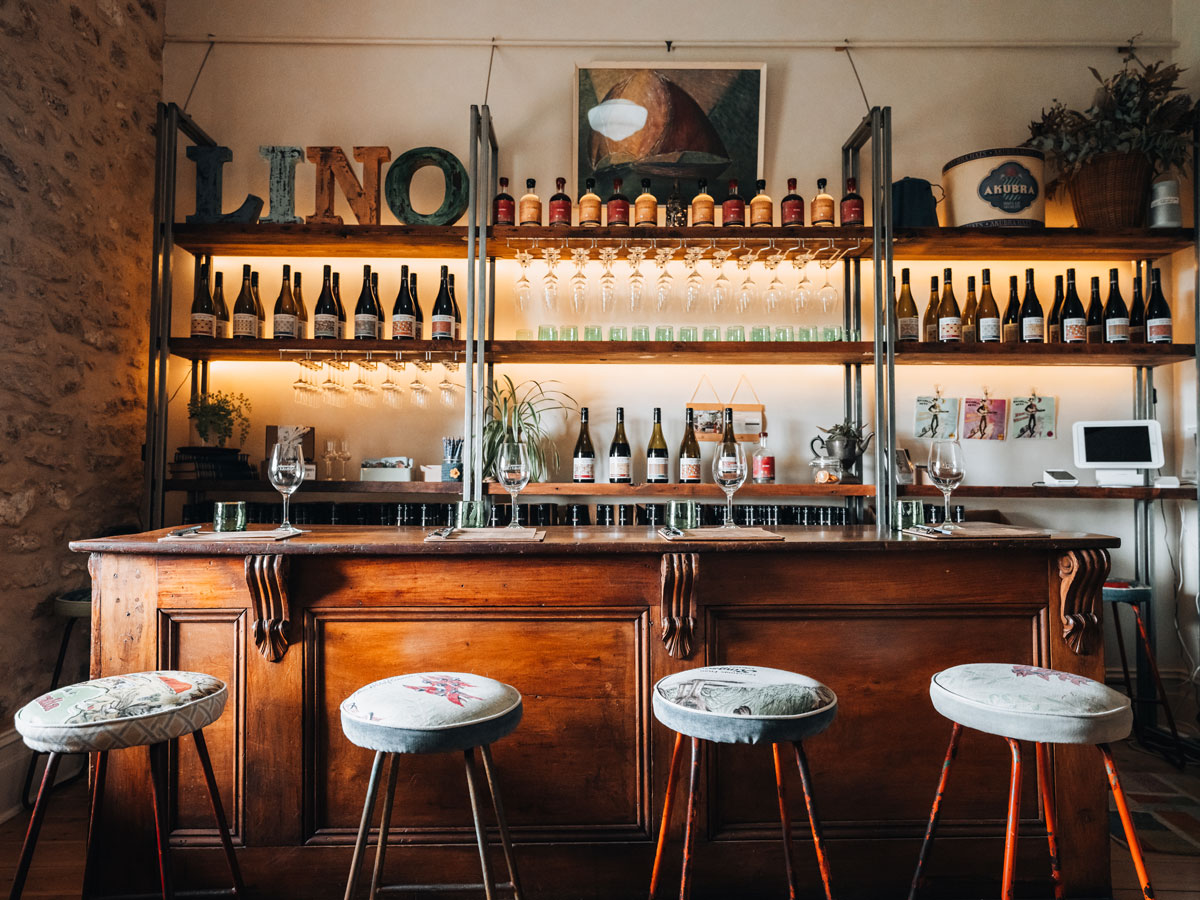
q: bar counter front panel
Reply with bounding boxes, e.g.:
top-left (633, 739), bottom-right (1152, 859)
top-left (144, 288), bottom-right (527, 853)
top-left (74, 527), bottom-right (1117, 899)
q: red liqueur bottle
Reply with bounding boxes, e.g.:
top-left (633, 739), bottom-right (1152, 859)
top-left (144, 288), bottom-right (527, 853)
top-left (721, 178), bottom-right (745, 226)
top-left (549, 177), bottom-right (572, 227)
top-left (493, 177), bottom-right (515, 226)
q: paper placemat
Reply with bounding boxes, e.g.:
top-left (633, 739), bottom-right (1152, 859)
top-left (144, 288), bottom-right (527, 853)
top-left (159, 527), bottom-right (307, 543)
top-left (659, 527), bottom-right (784, 542)
top-left (424, 528), bottom-right (546, 542)
top-left (903, 522), bottom-right (1049, 540)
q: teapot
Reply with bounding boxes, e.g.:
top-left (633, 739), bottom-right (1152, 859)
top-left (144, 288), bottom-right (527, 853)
top-left (810, 427), bottom-right (874, 468)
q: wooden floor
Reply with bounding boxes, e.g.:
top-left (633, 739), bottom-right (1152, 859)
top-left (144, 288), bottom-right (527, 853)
top-left (2, 740), bottom-right (1197, 899)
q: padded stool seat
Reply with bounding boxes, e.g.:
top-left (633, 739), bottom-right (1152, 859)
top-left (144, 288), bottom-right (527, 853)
top-left (653, 664), bottom-right (837, 745)
top-left (929, 663), bottom-right (1132, 744)
top-left (341, 671), bottom-right (522, 754)
top-left (14, 670), bottom-right (227, 754)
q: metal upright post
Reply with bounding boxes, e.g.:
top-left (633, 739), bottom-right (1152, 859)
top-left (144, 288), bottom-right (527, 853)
top-left (143, 102), bottom-right (168, 529)
top-left (463, 107), bottom-right (480, 505)
top-left (881, 106), bottom-right (896, 529)
top-left (476, 106), bottom-right (497, 504)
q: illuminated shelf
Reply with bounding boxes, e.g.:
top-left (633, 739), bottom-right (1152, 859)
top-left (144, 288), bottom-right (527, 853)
top-left (899, 484), bottom-right (1196, 501)
top-left (894, 226), bottom-right (1194, 261)
top-left (164, 480), bottom-right (874, 498)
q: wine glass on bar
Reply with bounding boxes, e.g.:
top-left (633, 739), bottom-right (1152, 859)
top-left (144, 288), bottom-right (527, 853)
top-left (268, 441), bottom-right (305, 533)
top-left (712, 437), bottom-right (747, 529)
top-left (928, 439), bottom-right (965, 529)
top-left (496, 442), bottom-right (531, 529)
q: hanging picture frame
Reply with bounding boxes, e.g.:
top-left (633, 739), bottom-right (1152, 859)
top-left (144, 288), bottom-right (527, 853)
top-left (962, 395), bottom-right (1008, 440)
top-left (1010, 392), bottom-right (1057, 439)
top-left (685, 374), bottom-right (764, 442)
top-left (914, 393), bottom-right (959, 440)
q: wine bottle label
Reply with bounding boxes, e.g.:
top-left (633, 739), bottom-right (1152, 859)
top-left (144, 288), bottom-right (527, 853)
top-left (690, 197), bottom-right (714, 226)
top-left (256, 317), bottom-right (265, 338)
top-left (1002, 322), bottom-right (1018, 342)
top-left (518, 196), bottom-right (541, 226)
top-left (609, 456), bottom-right (631, 480)
top-left (780, 198), bottom-right (804, 226)
top-left (1062, 317), bottom-right (1087, 343)
top-left (752, 455), bottom-right (775, 482)
top-left (607, 199), bottom-right (629, 226)
top-left (679, 457), bottom-right (701, 481)
top-left (273, 314), bottom-right (298, 339)
top-left (430, 314), bottom-right (455, 339)
top-left (840, 198), bottom-right (864, 225)
top-left (414, 321), bottom-right (423, 339)
top-left (962, 324), bottom-right (976, 342)
top-left (721, 199), bottom-right (745, 226)
top-left (938, 317), bottom-right (962, 341)
top-left (219, 319), bottom-right (232, 339)
top-left (898, 316), bottom-right (920, 341)
top-left (572, 458), bottom-right (595, 481)
top-left (314, 313), bottom-right (339, 338)
top-left (454, 320), bottom-right (461, 340)
top-left (233, 313), bottom-right (258, 338)
top-left (749, 200), bottom-right (773, 227)
top-left (493, 198), bottom-right (515, 226)
top-left (1048, 324), bottom-right (1061, 342)
top-left (646, 457), bottom-right (669, 482)
top-left (1086, 324), bottom-right (1102, 343)
top-left (391, 314), bottom-right (415, 339)
top-left (578, 196), bottom-right (601, 227)
top-left (1022, 318), bottom-right (1045, 342)
top-left (811, 198), bottom-right (835, 225)
top-left (354, 314), bottom-right (378, 339)
top-left (635, 196), bottom-right (657, 226)
top-left (190, 313), bottom-right (216, 337)
top-left (549, 198), bottom-right (571, 226)
top-left (377, 319), bottom-right (384, 339)
top-left (978, 317), bottom-right (1001, 342)
top-left (1147, 317), bottom-right (1172, 343)
top-left (1105, 318), bottom-right (1130, 342)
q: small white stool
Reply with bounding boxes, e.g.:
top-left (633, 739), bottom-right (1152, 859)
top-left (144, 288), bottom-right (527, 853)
top-left (340, 672), bottom-right (524, 900)
top-left (909, 663), bottom-right (1151, 900)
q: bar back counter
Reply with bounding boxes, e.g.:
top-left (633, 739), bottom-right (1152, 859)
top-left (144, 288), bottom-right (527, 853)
top-left (71, 526), bottom-right (1118, 899)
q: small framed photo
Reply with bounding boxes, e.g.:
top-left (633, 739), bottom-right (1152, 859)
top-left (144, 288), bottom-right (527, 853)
top-left (915, 396), bottom-right (959, 440)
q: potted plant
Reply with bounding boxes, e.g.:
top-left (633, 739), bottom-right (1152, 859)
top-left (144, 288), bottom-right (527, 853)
top-left (481, 376), bottom-right (576, 483)
top-left (187, 391), bottom-right (252, 448)
top-left (1025, 43), bottom-right (1199, 228)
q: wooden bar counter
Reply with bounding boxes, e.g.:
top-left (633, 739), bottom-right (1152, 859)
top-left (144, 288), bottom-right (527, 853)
top-left (71, 526), bottom-right (1118, 899)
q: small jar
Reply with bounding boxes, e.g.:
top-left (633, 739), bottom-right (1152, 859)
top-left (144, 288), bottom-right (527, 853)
top-left (809, 457), bottom-right (844, 484)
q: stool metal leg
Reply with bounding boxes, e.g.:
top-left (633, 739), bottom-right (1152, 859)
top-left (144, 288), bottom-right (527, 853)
top-left (908, 722), bottom-right (961, 900)
top-left (192, 728), bottom-right (244, 896)
top-left (8, 751), bottom-right (61, 900)
top-left (368, 754), bottom-right (401, 900)
top-left (1131, 604), bottom-right (1187, 767)
top-left (649, 732), bottom-right (685, 900)
top-left (1100, 743), bottom-right (1154, 900)
top-left (793, 742), bottom-right (834, 900)
top-left (463, 746), bottom-right (497, 900)
top-left (344, 750), bottom-right (387, 900)
top-left (772, 744), bottom-right (799, 900)
top-left (1034, 743), bottom-right (1063, 900)
top-left (20, 618), bottom-right (81, 811)
top-left (679, 737), bottom-right (701, 900)
top-left (148, 742), bottom-right (175, 900)
top-left (1001, 738), bottom-right (1022, 900)
top-left (81, 751), bottom-right (108, 899)
top-left (1110, 604), bottom-right (1137, 727)
top-left (479, 743), bottom-right (524, 900)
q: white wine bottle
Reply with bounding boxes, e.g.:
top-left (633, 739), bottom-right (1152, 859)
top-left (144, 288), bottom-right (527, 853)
top-left (976, 269), bottom-right (1001, 343)
top-left (937, 268), bottom-right (961, 343)
top-left (572, 407), bottom-right (595, 483)
top-left (896, 268), bottom-right (920, 342)
top-left (273, 264), bottom-right (298, 339)
top-left (232, 264), bottom-right (258, 339)
top-left (314, 265), bottom-right (339, 339)
top-left (608, 407), bottom-right (632, 483)
top-left (190, 260), bottom-right (216, 338)
top-left (646, 408), bottom-right (669, 483)
top-left (679, 409), bottom-right (701, 484)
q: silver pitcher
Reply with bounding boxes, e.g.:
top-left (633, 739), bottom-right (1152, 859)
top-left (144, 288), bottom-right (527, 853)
top-left (810, 431), bottom-right (874, 469)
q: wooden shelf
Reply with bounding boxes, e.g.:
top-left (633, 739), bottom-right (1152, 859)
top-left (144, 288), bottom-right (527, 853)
top-left (169, 337), bottom-right (469, 363)
top-left (899, 484), bottom-right (1197, 501)
top-left (488, 226), bottom-right (872, 260)
top-left (892, 342), bottom-right (1194, 368)
top-left (173, 224), bottom-right (471, 258)
top-left (894, 226), bottom-right (1194, 260)
top-left (489, 340), bottom-right (875, 366)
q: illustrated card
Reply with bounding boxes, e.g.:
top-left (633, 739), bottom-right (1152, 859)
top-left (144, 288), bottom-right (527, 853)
top-left (962, 398), bottom-right (1008, 440)
top-left (1010, 395), bottom-right (1057, 439)
top-left (914, 396), bottom-right (959, 440)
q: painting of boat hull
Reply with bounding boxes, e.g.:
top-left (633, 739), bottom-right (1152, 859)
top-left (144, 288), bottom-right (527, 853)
top-left (575, 63), bottom-right (765, 203)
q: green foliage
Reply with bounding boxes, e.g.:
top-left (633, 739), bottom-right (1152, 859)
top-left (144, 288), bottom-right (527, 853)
top-left (187, 391), bottom-right (252, 447)
top-left (817, 419), bottom-right (869, 442)
top-left (1025, 47), bottom-right (1199, 196)
top-left (481, 376), bottom-right (576, 483)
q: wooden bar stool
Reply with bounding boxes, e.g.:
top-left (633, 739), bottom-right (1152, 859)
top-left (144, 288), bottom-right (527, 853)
top-left (649, 665), bottom-right (838, 900)
top-left (340, 672), bottom-right (524, 900)
top-left (909, 663), bottom-right (1151, 900)
top-left (10, 670), bottom-right (243, 900)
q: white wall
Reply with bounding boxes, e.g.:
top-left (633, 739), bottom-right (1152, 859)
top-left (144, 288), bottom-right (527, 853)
top-left (162, 1), bottom-right (1196, 675)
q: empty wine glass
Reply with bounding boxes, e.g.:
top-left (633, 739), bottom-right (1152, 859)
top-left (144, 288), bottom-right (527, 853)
top-left (817, 263), bottom-right (842, 341)
top-left (495, 441), bottom-right (531, 529)
top-left (791, 259), bottom-right (815, 339)
top-left (683, 247), bottom-right (704, 315)
top-left (381, 361), bottom-right (404, 409)
top-left (541, 247), bottom-right (561, 314)
top-left (438, 371), bottom-right (458, 407)
top-left (409, 371), bottom-right (428, 409)
top-left (763, 252), bottom-right (785, 317)
top-left (710, 249), bottom-right (732, 315)
top-left (597, 247), bottom-right (619, 317)
top-left (569, 248), bottom-right (591, 319)
top-left (268, 441), bottom-right (305, 533)
top-left (337, 439), bottom-right (352, 481)
top-left (352, 362), bottom-right (376, 407)
top-left (735, 251), bottom-right (758, 316)
top-left (514, 250), bottom-right (534, 313)
top-left (323, 439), bottom-right (338, 480)
top-left (712, 435), bottom-right (747, 528)
top-left (652, 247), bottom-right (674, 315)
top-left (928, 439), bottom-right (965, 528)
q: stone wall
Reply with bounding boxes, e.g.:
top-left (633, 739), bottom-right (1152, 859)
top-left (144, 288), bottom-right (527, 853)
top-left (0, 0), bottom-right (163, 726)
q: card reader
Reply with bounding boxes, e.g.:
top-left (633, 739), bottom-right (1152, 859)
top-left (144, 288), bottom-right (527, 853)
top-left (1042, 469), bottom-right (1078, 487)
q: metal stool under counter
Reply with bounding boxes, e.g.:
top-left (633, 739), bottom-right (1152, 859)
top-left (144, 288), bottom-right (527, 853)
top-left (340, 671), bottom-right (524, 900)
top-left (649, 665), bottom-right (839, 900)
top-left (909, 663), bottom-right (1152, 900)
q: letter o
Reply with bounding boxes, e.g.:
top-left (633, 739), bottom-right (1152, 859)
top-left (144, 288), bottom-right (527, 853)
top-left (384, 147), bottom-right (469, 226)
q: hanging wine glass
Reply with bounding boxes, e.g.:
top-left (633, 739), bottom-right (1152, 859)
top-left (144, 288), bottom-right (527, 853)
top-left (763, 252), bottom-right (785, 318)
top-left (292, 363), bottom-right (308, 406)
top-left (352, 361), bottom-right (377, 408)
top-left (710, 248), bottom-right (732, 315)
top-left (734, 251), bottom-right (758, 317)
top-left (596, 247), bottom-right (619, 318)
top-left (569, 248), bottom-right (591, 320)
top-left (791, 256), bottom-right (816, 340)
top-left (438, 370), bottom-right (457, 407)
top-left (381, 360), bottom-right (404, 409)
top-left (683, 247), bottom-right (704, 315)
top-left (653, 247), bottom-right (676, 315)
top-left (409, 371), bottom-right (428, 409)
top-left (628, 246), bottom-right (652, 317)
top-left (817, 262), bottom-right (843, 341)
top-left (514, 249), bottom-right (534, 313)
top-left (541, 247), bottom-right (561, 314)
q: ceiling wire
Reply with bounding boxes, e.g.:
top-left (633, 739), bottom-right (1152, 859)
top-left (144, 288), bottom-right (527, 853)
top-left (840, 42), bottom-right (871, 114)
top-left (483, 37), bottom-right (497, 105)
top-left (182, 37), bottom-right (215, 112)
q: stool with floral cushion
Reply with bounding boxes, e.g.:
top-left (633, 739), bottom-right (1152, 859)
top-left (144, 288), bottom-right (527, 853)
top-left (339, 672), bottom-right (525, 900)
top-left (649, 665), bottom-right (839, 900)
top-left (908, 663), bottom-right (1152, 900)
top-left (10, 670), bottom-right (243, 900)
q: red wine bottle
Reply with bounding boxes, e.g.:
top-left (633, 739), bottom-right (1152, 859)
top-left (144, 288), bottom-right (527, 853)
top-left (390, 264), bottom-right (415, 339)
top-left (314, 265), bottom-right (339, 339)
top-left (606, 178), bottom-right (630, 226)
top-left (721, 178), bottom-right (745, 226)
top-left (353, 265), bottom-right (377, 340)
top-left (1146, 268), bottom-right (1172, 343)
top-left (430, 265), bottom-right (454, 340)
top-left (1103, 268), bottom-right (1129, 343)
top-left (493, 177), bottom-right (515, 225)
top-left (1047, 274), bottom-right (1064, 343)
top-left (1060, 269), bottom-right (1087, 343)
top-left (840, 177), bottom-right (864, 226)
top-left (449, 273), bottom-right (462, 340)
top-left (1019, 268), bottom-right (1044, 343)
top-left (1128, 275), bottom-right (1146, 343)
top-left (410, 272), bottom-right (424, 339)
top-left (1002, 275), bottom-right (1020, 342)
top-left (1085, 276), bottom-right (1103, 344)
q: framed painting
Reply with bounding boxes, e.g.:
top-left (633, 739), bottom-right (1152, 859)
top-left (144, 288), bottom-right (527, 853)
top-left (574, 62), bottom-right (766, 203)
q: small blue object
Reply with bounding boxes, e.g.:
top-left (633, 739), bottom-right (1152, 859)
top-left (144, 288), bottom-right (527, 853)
top-left (1102, 582), bottom-right (1152, 605)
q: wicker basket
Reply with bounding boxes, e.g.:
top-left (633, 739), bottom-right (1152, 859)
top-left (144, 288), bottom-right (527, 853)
top-left (1067, 151), bottom-right (1152, 228)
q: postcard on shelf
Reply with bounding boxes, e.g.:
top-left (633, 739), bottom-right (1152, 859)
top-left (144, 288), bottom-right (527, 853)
top-left (1010, 394), bottom-right (1057, 439)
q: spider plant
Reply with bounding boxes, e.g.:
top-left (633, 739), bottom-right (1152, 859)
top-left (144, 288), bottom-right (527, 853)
top-left (481, 376), bottom-right (577, 483)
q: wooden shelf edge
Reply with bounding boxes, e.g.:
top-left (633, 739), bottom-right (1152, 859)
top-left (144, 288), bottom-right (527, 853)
top-left (898, 484), bottom-right (1197, 501)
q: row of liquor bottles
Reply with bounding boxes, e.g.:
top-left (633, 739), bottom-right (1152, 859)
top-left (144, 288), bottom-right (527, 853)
top-left (494, 176), bottom-right (864, 229)
top-left (189, 262), bottom-right (465, 341)
top-left (895, 266), bottom-right (1173, 344)
top-left (571, 407), bottom-right (775, 485)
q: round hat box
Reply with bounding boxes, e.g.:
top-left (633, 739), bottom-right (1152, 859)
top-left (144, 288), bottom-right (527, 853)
top-left (942, 148), bottom-right (1045, 228)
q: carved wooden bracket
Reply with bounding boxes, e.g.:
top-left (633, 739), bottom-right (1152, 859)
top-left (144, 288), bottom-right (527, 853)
top-left (246, 555), bottom-right (290, 662)
top-left (660, 553), bottom-right (699, 660)
top-left (1057, 548), bottom-right (1109, 655)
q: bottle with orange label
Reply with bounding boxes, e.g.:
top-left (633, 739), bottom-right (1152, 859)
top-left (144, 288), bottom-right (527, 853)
top-left (548, 177), bottom-right (571, 227)
top-left (721, 178), bottom-right (745, 226)
top-left (749, 179), bottom-right (773, 227)
top-left (578, 178), bottom-right (601, 227)
top-left (811, 178), bottom-right (835, 226)
top-left (780, 178), bottom-right (805, 226)
top-left (690, 179), bottom-right (715, 226)
top-left (518, 179), bottom-right (541, 226)
top-left (634, 178), bottom-right (657, 227)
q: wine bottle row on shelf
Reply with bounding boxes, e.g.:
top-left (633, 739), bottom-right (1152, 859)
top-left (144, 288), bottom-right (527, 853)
top-left (189, 262), bottom-right (468, 342)
top-left (495, 176), bottom-right (864, 229)
top-left (572, 406), bottom-right (776, 486)
top-left (895, 265), bottom-right (1173, 345)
